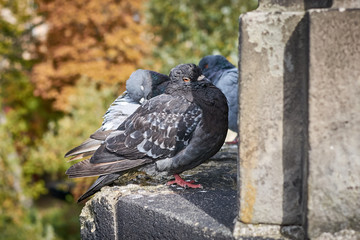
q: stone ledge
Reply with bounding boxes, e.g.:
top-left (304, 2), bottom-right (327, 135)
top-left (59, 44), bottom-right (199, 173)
top-left (80, 147), bottom-right (241, 240)
top-left (81, 184), bottom-right (238, 240)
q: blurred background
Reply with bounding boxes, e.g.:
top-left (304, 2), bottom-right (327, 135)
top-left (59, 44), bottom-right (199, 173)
top-left (0, 0), bottom-right (257, 239)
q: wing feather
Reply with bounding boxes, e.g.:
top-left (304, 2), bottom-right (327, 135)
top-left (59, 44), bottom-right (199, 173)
top-left (103, 94), bottom-right (202, 161)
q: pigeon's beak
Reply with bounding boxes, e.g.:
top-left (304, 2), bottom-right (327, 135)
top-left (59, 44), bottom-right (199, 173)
top-left (197, 75), bottom-right (205, 81)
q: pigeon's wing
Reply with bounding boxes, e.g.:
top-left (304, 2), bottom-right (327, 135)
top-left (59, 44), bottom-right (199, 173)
top-left (66, 142), bottom-right (153, 178)
top-left (64, 92), bottom-right (139, 160)
top-left (95, 94), bottom-right (203, 162)
top-left (101, 92), bottom-right (141, 131)
top-left (65, 70), bottom-right (170, 160)
top-left (66, 94), bottom-right (203, 178)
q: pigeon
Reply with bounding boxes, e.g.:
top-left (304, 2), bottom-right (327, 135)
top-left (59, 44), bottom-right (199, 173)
top-left (65, 63), bottom-right (228, 202)
top-left (198, 55), bottom-right (238, 134)
top-left (64, 69), bottom-right (170, 161)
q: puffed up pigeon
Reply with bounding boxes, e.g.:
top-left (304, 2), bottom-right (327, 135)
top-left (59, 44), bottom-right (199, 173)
top-left (199, 55), bottom-right (238, 134)
top-left (64, 69), bottom-right (170, 161)
top-left (65, 63), bottom-right (228, 202)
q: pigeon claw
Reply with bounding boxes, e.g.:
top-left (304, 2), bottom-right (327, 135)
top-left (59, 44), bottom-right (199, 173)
top-left (166, 174), bottom-right (203, 189)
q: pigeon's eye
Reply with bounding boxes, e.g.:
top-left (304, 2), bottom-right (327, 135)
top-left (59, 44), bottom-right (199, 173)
top-left (204, 64), bottom-right (208, 69)
top-left (183, 77), bottom-right (190, 82)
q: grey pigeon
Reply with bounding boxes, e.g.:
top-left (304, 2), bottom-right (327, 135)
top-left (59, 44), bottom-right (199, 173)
top-left (65, 64), bottom-right (228, 202)
top-left (199, 55), bottom-right (238, 133)
top-left (64, 69), bottom-right (170, 161)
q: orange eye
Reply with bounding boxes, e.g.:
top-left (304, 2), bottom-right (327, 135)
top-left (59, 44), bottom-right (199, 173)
top-left (204, 64), bottom-right (208, 69)
top-left (183, 77), bottom-right (190, 82)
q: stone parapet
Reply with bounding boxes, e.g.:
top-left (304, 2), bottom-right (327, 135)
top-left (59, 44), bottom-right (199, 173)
top-left (307, 7), bottom-right (360, 239)
top-left (80, 151), bottom-right (239, 240)
top-left (237, 9), bottom-right (308, 226)
top-left (236, 0), bottom-right (360, 239)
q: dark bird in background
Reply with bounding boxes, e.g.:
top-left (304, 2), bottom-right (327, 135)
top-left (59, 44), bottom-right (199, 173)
top-left (65, 64), bottom-right (228, 202)
top-left (199, 55), bottom-right (238, 143)
top-left (65, 69), bottom-right (170, 161)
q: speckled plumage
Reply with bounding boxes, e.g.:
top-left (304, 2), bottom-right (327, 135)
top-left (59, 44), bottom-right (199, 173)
top-left (64, 69), bottom-right (170, 161)
top-left (65, 64), bottom-right (228, 202)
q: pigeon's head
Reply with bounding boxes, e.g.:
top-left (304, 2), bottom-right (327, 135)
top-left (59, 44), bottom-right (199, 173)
top-left (169, 63), bottom-right (204, 84)
top-left (198, 55), bottom-right (235, 78)
top-left (126, 69), bottom-right (170, 103)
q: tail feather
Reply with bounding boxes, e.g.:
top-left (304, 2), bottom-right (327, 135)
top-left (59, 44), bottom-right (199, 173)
top-left (66, 158), bottom-right (152, 178)
top-left (68, 151), bottom-right (96, 161)
top-left (64, 138), bottom-right (102, 158)
top-left (77, 173), bottom-right (122, 202)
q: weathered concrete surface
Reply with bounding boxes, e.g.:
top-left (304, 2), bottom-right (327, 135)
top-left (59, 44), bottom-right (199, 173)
top-left (237, 10), bottom-right (308, 226)
top-left (314, 229), bottom-right (360, 240)
top-left (234, 222), bottom-right (283, 240)
top-left (81, 184), bottom-right (236, 240)
top-left (331, 0), bottom-right (360, 8)
top-left (80, 150), bottom-right (239, 240)
top-left (257, 0), bottom-right (332, 11)
top-left (116, 187), bottom-right (235, 240)
top-left (307, 8), bottom-right (360, 239)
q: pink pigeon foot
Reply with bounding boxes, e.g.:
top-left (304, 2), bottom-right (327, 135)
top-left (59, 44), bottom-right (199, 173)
top-left (166, 174), bottom-right (203, 189)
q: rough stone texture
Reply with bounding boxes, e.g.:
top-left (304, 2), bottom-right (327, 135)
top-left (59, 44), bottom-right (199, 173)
top-left (307, 8), bottom-right (360, 239)
top-left (280, 225), bottom-right (306, 240)
top-left (116, 188), bottom-right (235, 240)
top-left (233, 222), bottom-right (283, 240)
top-left (331, 0), bottom-right (360, 8)
top-left (257, 0), bottom-right (332, 11)
top-left (80, 151), bottom-right (239, 240)
top-left (314, 229), bottom-right (360, 240)
top-left (238, 10), bottom-right (308, 225)
top-left (80, 189), bottom-right (118, 240)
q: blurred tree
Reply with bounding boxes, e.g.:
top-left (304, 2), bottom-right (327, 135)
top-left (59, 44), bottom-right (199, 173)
top-left (26, 77), bottom-right (115, 199)
top-left (32, 0), bottom-right (150, 111)
top-left (0, 0), bottom-right (57, 147)
top-left (145, 0), bottom-right (258, 72)
top-left (0, 1), bottom-right (62, 238)
top-left (0, 123), bottom-right (53, 240)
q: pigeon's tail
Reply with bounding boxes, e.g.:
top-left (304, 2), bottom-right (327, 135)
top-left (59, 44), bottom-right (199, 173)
top-left (66, 158), bottom-right (152, 178)
top-left (77, 173), bottom-right (122, 202)
top-left (64, 138), bottom-right (102, 160)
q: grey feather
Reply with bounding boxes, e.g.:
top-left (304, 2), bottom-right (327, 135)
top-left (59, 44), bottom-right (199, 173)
top-left (64, 138), bottom-right (102, 159)
top-left (199, 55), bottom-right (239, 132)
top-left (66, 158), bottom-right (151, 178)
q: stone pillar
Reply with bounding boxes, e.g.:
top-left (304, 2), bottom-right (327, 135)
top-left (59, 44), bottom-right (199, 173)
top-left (236, 0), bottom-right (309, 233)
top-left (307, 1), bottom-right (360, 238)
top-left (235, 0), bottom-right (360, 239)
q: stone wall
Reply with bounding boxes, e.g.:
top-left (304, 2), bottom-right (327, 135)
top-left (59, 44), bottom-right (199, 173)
top-left (235, 0), bottom-right (360, 239)
top-left (307, 6), bottom-right (360, 239)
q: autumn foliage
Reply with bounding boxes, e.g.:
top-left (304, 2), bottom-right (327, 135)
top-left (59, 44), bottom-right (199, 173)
top-left (32, 0), bottom-right (150, 111)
